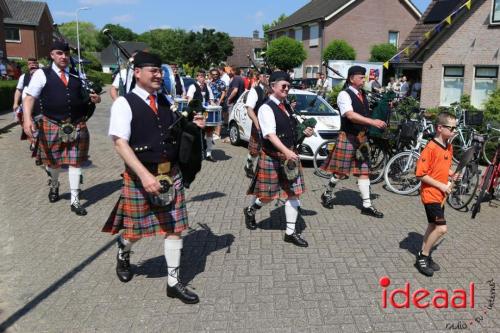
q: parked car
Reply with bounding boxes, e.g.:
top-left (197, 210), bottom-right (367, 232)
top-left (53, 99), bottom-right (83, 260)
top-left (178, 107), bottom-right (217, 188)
top-left (291, 78), bottom-right (318, 90)
top-left (228, 89), bottom-right (340, 160)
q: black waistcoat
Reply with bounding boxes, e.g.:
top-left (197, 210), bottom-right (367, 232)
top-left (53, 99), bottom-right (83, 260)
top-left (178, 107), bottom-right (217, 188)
top-left (126, 92), bottom-right (178, 164)
top-left (20, 72), bottom-right (41, 116)
top-left (341, 88), bottom-right (370, 136)
top-left (251, 85), bottom-right (267, 134)
top-left (39, 67), bottom-right (87, 122)
top-left (193, 83), bottom-right (209, 104)
top-left (262, 100), bottom-right (297, 153)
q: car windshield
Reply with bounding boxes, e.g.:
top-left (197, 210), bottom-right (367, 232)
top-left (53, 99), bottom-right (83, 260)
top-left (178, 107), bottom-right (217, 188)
top-left (292, 93), bottom-right (338, 116)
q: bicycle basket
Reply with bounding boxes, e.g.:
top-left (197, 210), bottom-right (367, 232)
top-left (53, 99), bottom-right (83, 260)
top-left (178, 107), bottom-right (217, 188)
top-left (464, 110), bottom-right (484, 126)
top-left (399, 120), bottom-right (419, 141)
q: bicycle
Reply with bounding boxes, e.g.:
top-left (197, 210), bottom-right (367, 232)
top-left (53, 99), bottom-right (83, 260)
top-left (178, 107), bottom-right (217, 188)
top-left (471, 143), bottom-right (500, 219)
top-left (449, 106), bottom-right (484, 163)
top-left (482, 123), bottom-right (500, 165)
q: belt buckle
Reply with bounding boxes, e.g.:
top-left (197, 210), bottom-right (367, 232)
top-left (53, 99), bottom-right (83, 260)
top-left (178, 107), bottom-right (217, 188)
top-left (157, 161), bottom-right (171, 175)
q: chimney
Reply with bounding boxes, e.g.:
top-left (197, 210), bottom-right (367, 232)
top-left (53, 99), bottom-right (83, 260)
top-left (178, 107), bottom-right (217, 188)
top-left (253, 30), bottom-right (259, 39)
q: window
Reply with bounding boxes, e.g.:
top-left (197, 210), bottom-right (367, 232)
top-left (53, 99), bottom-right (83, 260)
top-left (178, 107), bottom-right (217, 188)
top-left (472, 66), bottom-right (498, 108)
top-left (441, 66), bottom-right (464, 106)
top-left (492, 0), bottom-right (500, 25)
top-left (388, 31), bottom-right (399, 47)
top-left (305, 66), bottom-right (319, 78)
top-left (5, 26), bottom-right (21, 42)
top-left (309, 24), bottom-right (319, 47)
top-left (294, 64), bottom-right (303, 79)
top-left (295, 27), bottom-right (303, 42)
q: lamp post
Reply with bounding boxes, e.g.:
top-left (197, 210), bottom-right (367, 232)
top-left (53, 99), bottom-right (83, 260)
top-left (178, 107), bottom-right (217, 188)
top-left (76, 7), bottom-right (90, 74)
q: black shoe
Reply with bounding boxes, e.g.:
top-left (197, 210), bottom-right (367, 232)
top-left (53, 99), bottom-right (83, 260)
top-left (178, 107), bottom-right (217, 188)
top-left (244, 164), bottom-right (255, 178)
top-left (205, 155), bottom-right (216, 162)
top-left (284, 232), bottom-right (309, 247)
top-left (428, 255), bottom-right (440, 271)
top-left (361, 206), bottom-right (384, 218)
top-left (48, 186), bottom-right (59, 203)
top-left (116, 251), bottom-right (133, 282)
top-left (243, 207), bottom-right (257, 230)
top-left (167, 282), bottom-right (199, 304)
top-left (415, 252), bottom-right (434, 277)
top-left (70, 201), bottom-right (87, 216)
top-left (321, 191), bottom-right (334, 209)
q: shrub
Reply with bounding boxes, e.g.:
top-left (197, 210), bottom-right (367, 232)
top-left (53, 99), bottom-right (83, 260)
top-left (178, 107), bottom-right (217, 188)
top-left (323, 40), bottom-right (356, 61)
top-left (266, 36), bottom-right (307, 71)
top-left (326, 83), bottom-right (344, 108)
top-left (0, 81), bottom-right (18, 111)
top-left (86, 70), bottom-right (112, 87)
top-left (369, 43), bottom-right (397, 62)
top-left (483, 88), bottom-right (500, 125)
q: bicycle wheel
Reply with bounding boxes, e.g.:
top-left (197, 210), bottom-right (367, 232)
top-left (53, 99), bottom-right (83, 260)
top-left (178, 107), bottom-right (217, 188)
top-left (471, 165), bottom-right (494, 219)
top-left (368, 142), bottom-right (388, 184)
top-left (482, 135), bottom-right (500, 165)
top-left (447, 161), bottom-right (480, 210)
top-left (384, 151), bottom-right (421, 195)
top-left (313, 139), bottom-right (337, 179)
top-left (450, 133), bottom-right (467, 163)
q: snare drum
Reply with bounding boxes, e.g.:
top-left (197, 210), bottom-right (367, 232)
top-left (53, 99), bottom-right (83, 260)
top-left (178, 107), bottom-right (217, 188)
top-left (204, 105), bottom-right (222, 126)
top-left (174, 98), bottom-right (188, 113)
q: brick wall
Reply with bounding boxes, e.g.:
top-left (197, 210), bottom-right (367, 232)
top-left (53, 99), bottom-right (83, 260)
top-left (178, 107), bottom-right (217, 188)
top-left (420, 0), bottom-right (500, 109)
top-left (0, 8), bottom-right (6, 58)
top-left (6, 26), bottom-right (36, 59)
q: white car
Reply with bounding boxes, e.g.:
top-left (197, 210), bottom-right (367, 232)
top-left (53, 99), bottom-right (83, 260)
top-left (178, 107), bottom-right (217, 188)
top-left (228, 89), bottom-right (340, 160)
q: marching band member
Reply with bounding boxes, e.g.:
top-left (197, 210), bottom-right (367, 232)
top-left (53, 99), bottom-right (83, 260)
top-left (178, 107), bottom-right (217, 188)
top-left (320, 65), bottom-right (386, 218)
top-left (208, 68), bottom-right (227, 139)
top-left (23, 41), bottom-right (101, 216)
top-left (102, 51), bottom-right (205, 304)
top-left (243, 71), bottom-right (314, 247)
top-left (187, 69), bottom-right (216, 162)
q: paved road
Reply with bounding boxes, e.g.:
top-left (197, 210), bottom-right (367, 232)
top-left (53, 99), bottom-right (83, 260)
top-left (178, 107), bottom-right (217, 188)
top-left (0, 92), bottom-right (499, 332)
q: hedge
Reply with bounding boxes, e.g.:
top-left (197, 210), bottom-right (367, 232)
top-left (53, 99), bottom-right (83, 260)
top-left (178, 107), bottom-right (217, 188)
top-left (86, 70), bottom-right (113, 87)
top-left (0, 81), bottom-right (18, 111)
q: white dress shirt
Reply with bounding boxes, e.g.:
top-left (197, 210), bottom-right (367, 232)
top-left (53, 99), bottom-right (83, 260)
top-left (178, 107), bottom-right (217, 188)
top-left (186, 82), bottom-right (214, 105)
top-left (112, 67), bottom-right (135, 93)
top-left (25, 63), bottom-right (70, 98)
top-left (108, 85), bottom-right (159, 141)
top-left (244, 83), bottom-right (264, 109)
top-left (337, 86), bottom-right (363, 116)
top-left (258, 95), bottom-right (290, 139)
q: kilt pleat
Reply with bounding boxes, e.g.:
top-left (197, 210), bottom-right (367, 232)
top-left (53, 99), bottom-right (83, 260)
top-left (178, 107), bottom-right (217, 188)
top-left (247, 151), bottom-right (305, 201)
top-left (102, 167), bottom-right (188, 239)
top-left (321, 131), bottom-right (370, 177)
top-left (38, 117), bottom-right (89, 167)
top-left (248, 127), bottom-right (261, 157)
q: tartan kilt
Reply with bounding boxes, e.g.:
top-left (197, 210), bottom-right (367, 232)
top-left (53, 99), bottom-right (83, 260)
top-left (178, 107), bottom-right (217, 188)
top-left (102, 166), bottom-right (188, 239)
top-left (321, 131), bottom-right (370, 177)
top-left (248, 126), bottom-right (261, 157)
top-left (247, 150), bottom-right (305, 201)
top-left (37, 117), bottom-right (89, 167)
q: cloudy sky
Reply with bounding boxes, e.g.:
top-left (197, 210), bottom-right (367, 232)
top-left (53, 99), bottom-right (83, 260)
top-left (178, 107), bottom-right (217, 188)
top-left (48, 0), bottom-right (431, 37)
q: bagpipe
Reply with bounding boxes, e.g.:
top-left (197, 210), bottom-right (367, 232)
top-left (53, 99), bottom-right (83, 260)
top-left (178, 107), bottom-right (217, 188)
top-left (101, 28), bottom-right (134, 96)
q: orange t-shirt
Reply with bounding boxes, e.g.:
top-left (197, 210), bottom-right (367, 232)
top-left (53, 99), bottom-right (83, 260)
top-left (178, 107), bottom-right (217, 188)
top-left (415, 139), bottom-right (453, 204)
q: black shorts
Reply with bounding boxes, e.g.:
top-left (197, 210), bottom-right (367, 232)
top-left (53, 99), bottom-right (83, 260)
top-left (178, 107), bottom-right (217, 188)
top-left (424, 203), bottom-right (446, 225)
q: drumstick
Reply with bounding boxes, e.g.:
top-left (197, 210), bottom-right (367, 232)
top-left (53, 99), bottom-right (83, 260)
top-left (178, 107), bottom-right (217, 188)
top-left (441, 146), bottom-right (475, 207)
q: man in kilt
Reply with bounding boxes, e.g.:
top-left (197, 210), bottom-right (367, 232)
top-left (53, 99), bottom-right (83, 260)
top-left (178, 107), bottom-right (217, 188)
top-left (102, 52), bottom-right (205, 304)
top-left (23, 41), bottom-right (101, 216)
top-left (243, 71), bottom-right (314, 247)
top-left (243, 68), bottom-right (270, 178)
top-left (320, 65), bottom-right (386, 218)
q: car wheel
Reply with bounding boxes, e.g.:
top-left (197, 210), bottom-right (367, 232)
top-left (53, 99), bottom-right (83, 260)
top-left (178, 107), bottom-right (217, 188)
top-left (229, 121), bottom-right (241, 146)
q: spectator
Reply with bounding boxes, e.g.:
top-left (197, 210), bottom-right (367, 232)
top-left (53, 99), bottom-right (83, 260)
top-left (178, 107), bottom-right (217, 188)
top-left (399, 75), bottom-right (410, 98)
top-left (220, 66), bottom-right (230, 86)
top-left (411, 76), bottom-right (422, 100)
top-left (386, 77), bottom-right (396, 91)
top-left (369, 74), bottom-right (382, 93)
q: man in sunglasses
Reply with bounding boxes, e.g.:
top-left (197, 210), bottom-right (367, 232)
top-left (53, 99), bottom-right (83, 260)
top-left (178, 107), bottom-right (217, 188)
top-left (244, 71), bottom-right (314, 247)
top-left (23, 41), bottom-right (101, 216)
top-left (103, 51), bottom-right (206, 304)
top-left (320, 65), bottom-right (386, 218)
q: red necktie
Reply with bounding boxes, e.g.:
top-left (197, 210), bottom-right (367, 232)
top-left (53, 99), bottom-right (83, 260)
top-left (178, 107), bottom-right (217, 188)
top-left (278, 103), bottom-right (288, 114)
top-left (149, 95), bottom-right (158, 114)
top-left (60, 71), bottom-right (68, 87)
top-left (357, 91), bottom-right (364, 103)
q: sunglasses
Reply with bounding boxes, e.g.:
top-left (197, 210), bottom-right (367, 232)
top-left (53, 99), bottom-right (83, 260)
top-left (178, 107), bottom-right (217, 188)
top-left (279, 84), bottom-right (290, 90)
top-left (440, 124), bottom-right (457, 132)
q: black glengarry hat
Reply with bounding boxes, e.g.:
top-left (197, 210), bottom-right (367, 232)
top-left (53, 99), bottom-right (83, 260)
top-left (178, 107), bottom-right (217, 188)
top-left (133, 51), bottom-right (162, 68)
top-left (269, 71), bottom-right (291, 83)
top-left (51, 40), bottom-right (70, 52)
top-left (347, 65), bottom-right (366, 77)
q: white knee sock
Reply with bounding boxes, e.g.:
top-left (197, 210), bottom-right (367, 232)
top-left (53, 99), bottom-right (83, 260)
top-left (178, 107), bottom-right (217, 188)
top-left (164, 238), bottom-right (183, 287)
top-left (206, 137), bottom-right (213, 156)
top-left (358, 178), bottom-right (371, 208)
top-left (285, 199), bottom-right (300, 235)
top-left (47, 167), bottom-right (60, 187)
top-left (68, 166), bottom-right (82, 204)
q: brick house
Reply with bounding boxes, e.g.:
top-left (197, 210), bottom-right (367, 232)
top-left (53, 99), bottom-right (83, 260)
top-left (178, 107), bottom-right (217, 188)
top-left (266, 0), bottom-right (421, 78)
top-left (226, 31), bottom-right (267, 71)
top-left (4, 0), bottom-right (54, 60)
top-left (0, 0), bottom-right (12, 59)
top-left (397, 0), bottom-right (500, 109)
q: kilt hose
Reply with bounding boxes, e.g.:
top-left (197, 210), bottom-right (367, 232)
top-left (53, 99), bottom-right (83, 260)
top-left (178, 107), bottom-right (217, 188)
top-left (248, 126), bottom-right (261, 157)
top-left (37, 116), bottom-right (89, 168)
top-left (102, 166), bottom-right (189, 240)
top-left (247, 150), bottom-right (305, 201)
top-left (321, 131), bottom-right (370, 177)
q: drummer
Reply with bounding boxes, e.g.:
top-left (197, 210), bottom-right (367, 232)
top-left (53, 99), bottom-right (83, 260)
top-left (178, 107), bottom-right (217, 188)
top-left (187, 69), bottom-right (217, 162)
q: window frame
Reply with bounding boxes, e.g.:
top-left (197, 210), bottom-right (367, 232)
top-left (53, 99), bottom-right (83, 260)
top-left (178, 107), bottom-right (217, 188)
top-left (440, 65), bottom-right (465, 106)
top-left (309, 24), bottom-right (319, 48)
top-left (294, 27), bottom-right (303, 42)
top-left (388, 31), bottom-right (399, 47)
top-left (5, 26), bottom-right (21, 43)
top-left (491, 0), bottom-right (500, 25)
top-left (471, 65), bottom-right (499, 108)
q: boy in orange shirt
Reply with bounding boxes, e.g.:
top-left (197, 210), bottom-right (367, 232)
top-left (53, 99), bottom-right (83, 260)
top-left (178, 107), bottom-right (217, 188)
top-left (415, 112), bottom-right (458, 277)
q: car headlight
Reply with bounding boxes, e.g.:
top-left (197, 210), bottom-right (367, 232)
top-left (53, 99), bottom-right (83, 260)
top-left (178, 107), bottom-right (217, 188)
top-left (298, 144), bottom-right (313, 156)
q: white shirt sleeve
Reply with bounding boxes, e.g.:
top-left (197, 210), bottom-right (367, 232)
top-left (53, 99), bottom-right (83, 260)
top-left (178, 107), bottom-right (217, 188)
top-left (108, 96), bottom-right (133, 141)
top-left (337, 90), bottom-right (353, 116)
top-left (25, 69), bottom-right (47, 98)
top-left (186, 84), bottom-right (196, 101)
top-left (245, 88), bottom-right (258, 109)
top-left (207, 85), bottom-right (214, 101)
top-left (258, 104), bottom-right (276, 138)
top-left (112, 71), bottom-right (121, 88)
top-left (16, 74), bottom-right (25, 90)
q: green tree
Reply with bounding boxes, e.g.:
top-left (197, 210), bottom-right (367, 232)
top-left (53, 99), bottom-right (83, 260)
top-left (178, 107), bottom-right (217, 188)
top-left (369, 43), bottom-right (397, 62)
top-left (323, 40), bottom-right (356, 61)
top-left (266, 36), bottom-right (306, 71)
top-left (182, 29), bottom-right (234, 69)
top-left (82, 51), bottom-right (102, 71)
top-left (262, 13), bottom-right (287, 40)
top-left (58, 21), bottom-right (100, 51)
top-left (484, 88), bottom-right (500, 124)
top-left (98, 23), bottom-right (137, 49)
top-left (138, 28), bottom-right (189, 64)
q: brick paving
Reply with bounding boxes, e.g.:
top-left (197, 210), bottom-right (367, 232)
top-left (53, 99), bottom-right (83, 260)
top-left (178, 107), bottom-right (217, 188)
top-left (0, 93), bottom-right (499, 332)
